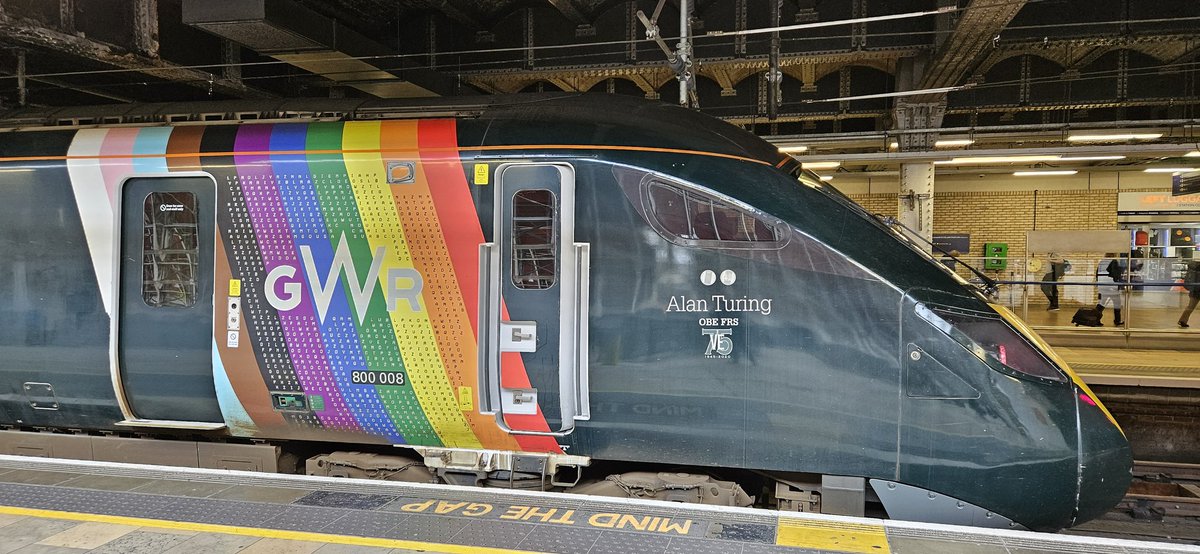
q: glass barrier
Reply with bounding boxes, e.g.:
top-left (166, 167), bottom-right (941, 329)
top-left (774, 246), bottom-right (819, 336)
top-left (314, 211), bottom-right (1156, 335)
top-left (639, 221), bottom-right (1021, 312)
top-left (935, 254), bottom-right (1199, 332)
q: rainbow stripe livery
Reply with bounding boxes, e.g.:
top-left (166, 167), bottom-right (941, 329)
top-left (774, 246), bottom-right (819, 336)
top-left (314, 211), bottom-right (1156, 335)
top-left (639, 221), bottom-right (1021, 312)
top-left (64, 120), bottom-right (555, 451)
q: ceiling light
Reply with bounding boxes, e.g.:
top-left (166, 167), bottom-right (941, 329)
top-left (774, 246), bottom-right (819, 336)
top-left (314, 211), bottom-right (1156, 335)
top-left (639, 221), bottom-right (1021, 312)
top-left (801, 85), bottom-right (970, 104)
top-left (778, 146), bottom-right (808, 153)
top-left (1057, 155), bottom-right (1127, 161)
top-left (1186, 151), bottom-right (1200, 157)
top-left (935, 139), bottom-right (975, 147)
top-left (708, 5), bottom-right (956, 37)
top-left (802, 161), bottom-right (841, 170)
top-left (935, 155), bottom-right (1061, 165)
top-left (1066, 133), bottom-right (1163, 142)
top-left (889, 142), bottom-right (899, 149)
top-left (1144, 168), bottom-right (1198, 173)
top-left (1014, 170), bottom-right (1078, 176)
top-left (819, 175), bottom-right (834, 181)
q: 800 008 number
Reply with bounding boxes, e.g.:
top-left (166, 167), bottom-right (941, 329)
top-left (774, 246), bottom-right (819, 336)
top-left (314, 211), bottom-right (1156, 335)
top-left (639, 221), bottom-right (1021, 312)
top-left (350, 370), bottom-right (406, 386)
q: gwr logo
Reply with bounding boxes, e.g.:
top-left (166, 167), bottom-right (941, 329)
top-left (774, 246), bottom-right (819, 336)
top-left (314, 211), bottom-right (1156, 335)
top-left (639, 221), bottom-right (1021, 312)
top-left (265, 234), bottom-right (424, 323)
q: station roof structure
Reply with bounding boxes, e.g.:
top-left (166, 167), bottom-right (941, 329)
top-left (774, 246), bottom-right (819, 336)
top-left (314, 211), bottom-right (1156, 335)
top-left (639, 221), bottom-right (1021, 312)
top-left (0, 0), bottom-right (1195, 173)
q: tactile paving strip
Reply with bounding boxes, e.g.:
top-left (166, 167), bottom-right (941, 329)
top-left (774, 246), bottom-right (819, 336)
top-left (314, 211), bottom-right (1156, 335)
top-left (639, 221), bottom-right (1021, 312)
top-left (1073, 363), bottom-right (1200, 374)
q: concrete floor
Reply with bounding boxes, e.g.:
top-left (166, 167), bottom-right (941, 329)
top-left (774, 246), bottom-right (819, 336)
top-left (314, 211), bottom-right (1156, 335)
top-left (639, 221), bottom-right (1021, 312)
top-left (0, 512), bottom-right (426, 554)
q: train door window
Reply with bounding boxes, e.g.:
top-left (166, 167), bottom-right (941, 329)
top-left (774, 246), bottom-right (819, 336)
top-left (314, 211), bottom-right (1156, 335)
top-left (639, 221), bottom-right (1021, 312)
top-left (512, 189), bottom-right (558, 289)
top-left (646, 181), bottom-right (783, 247)
top-left (141, 191), bottom-right (199, 307)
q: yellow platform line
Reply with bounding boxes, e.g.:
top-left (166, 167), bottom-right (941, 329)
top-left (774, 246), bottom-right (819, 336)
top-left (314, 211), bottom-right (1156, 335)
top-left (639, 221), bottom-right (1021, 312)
top-left (0, 504), bottom-right (536, 554)
top-left (776, 517), bottom-right (891, 553)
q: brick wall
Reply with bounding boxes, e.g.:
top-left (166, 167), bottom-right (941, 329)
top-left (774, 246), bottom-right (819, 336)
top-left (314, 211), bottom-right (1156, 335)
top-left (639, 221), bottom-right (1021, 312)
top-left (846, 187), bottom-right (1173, 303)
top-left (844, 188), bottom-right (1166, 261)
top-left (847, 194), bottom-right (897, 219)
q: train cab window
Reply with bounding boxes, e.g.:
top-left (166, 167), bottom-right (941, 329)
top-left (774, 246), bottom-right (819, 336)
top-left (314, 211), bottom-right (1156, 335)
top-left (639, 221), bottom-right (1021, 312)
top-left (511, 189), bottom-right (558, 290)
top-left (141, 192), bottom-right (199, 308)
top-left (916, 303), bottom-right (1066, 382)
top-left (647, 182), bottom-right (781, 246)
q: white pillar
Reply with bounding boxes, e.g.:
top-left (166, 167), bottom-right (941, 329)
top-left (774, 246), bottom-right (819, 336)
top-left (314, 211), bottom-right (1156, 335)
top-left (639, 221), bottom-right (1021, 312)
top-left (899, 162), bottom-right (934, 251)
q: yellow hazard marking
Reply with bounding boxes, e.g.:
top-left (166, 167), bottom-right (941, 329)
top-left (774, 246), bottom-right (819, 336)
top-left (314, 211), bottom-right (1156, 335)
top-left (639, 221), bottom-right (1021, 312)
top-left (776, 517), bottom-right (890, 553)
top-left (458, 386), bottom-right (474, 411)
top-left (0, 505), bottom-right (536, 554)
top-left (473, 163), bottom-right (489, 185)
top-left (343, 121), bottom-right (481, 448)
top-left (228, 279), bottom-right (241, 297)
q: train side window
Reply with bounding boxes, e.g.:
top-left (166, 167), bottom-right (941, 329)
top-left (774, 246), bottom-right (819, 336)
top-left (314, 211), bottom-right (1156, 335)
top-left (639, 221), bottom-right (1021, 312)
top-left (141, 191), bottom-right (199, 308)
top-left (647, 182), bottom-right (781, 245)
top-left (648, 184), bottom-right (690, 237)
top-left (512, 189), bottom-right (558, 290)
top-left (687, 194), bottom-right (719, 240)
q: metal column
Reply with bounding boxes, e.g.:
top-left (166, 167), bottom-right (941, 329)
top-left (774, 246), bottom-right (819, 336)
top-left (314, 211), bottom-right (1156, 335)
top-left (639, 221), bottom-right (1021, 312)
top-left (899, 162), bottom-right (934, 250)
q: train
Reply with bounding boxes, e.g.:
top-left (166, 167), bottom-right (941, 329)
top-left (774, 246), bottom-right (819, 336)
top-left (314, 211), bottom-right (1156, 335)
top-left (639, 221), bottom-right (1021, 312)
top-left (0, 94), bottom-right (1129, 531)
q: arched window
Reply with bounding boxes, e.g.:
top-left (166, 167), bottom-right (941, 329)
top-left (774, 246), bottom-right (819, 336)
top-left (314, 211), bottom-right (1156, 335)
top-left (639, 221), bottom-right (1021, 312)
top-left (645, 181), bottom-right (784, 248)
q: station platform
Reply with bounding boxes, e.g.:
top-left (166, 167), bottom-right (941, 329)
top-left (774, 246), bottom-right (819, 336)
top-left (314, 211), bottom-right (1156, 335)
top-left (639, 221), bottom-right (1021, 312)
top-left (0, 455), bottom-right (1190, 554)
top-left (1058, 346), bottom-right (1200, 388)
top-left (1020, 302), bottom-right (1191, 331)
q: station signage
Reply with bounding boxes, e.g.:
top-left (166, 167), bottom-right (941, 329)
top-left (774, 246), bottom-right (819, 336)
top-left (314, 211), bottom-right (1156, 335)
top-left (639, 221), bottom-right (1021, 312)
top-left (932, 233), bottom-right (970, 255)
top-left (1173, 172), bottom-right (1200, 196)
top-left (1117, 191), bottom-right (1200, 215)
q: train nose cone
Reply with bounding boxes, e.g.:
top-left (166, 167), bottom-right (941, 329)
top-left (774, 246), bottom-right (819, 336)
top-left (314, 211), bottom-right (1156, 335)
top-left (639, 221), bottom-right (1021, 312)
top-left (1074, 393), bottom-right (1132, 526)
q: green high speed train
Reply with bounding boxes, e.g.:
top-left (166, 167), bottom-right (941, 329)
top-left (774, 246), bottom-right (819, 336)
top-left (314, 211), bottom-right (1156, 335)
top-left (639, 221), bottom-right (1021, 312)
top-left (0, 94), bottom-right (1129, 531)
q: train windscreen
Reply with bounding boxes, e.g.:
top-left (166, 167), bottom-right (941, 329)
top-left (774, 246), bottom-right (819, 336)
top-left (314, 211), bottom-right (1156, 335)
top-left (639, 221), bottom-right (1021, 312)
top-left (915, 303), bottom-right (1067, 382)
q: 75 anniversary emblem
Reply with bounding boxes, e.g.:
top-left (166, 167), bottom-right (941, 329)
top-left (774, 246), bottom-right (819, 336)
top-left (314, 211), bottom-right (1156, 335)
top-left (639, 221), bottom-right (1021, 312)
top-left (701, 328), bottom-right (733, 358)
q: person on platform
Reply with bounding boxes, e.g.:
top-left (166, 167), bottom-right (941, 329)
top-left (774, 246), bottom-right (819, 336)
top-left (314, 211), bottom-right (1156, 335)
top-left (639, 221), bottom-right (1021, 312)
top-left (1040, 254), bottom-right (1068, 311)
top-left (939, 249), bottom-right (960, 271)
top-left (1095, 254), bottom-right (1127, 326)
top-left (1179, 261), bottom-right (1200, 328)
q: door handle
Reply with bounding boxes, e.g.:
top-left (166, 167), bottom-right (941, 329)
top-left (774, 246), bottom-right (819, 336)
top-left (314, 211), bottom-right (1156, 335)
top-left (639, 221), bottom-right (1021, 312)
top-left (477, 243), bottom-right (501, 416)
top-left (573, 243), bottom-right (591, 422)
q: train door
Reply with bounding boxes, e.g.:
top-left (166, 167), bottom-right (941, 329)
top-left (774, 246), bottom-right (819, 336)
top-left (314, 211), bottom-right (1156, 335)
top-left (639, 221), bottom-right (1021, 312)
top-left (478, 163), bottom-right (590, 438)
top-left (115, 176), bottom-right (224, 427)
